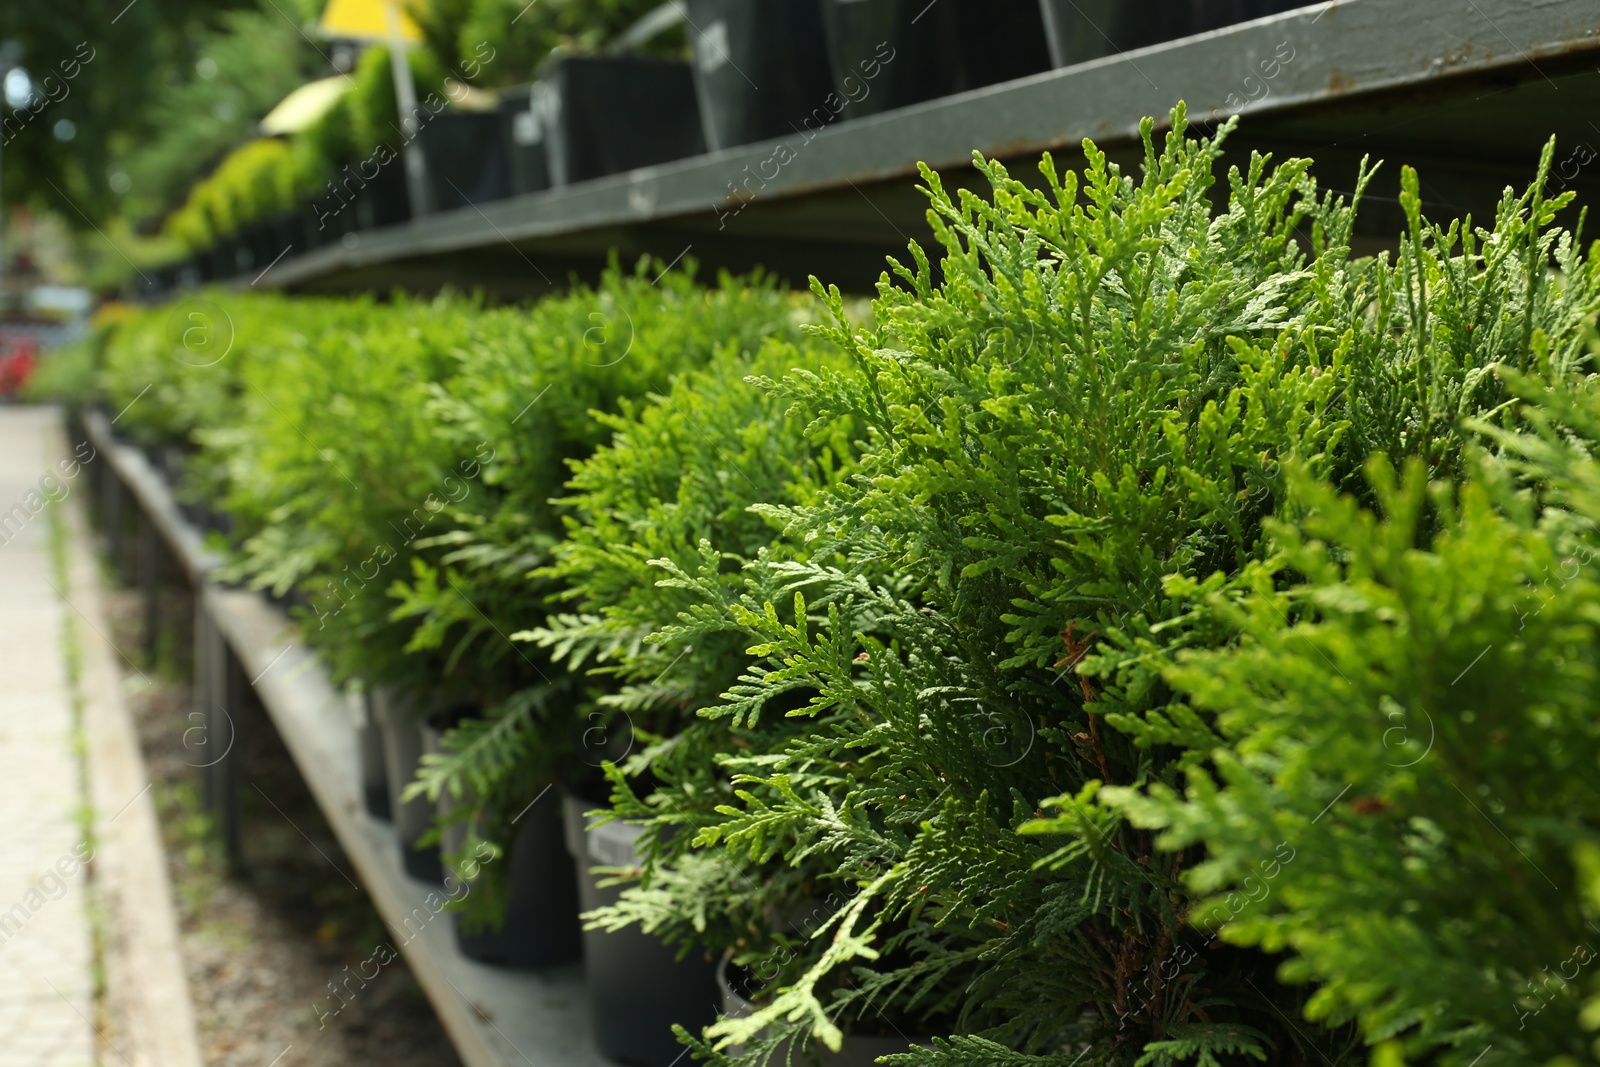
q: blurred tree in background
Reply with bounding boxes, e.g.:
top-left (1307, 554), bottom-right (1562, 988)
top-left (120, 4), bottom-right (328, 228)
top-left (0, 0), bottom-right (322, 244)
top-left (0, 0), bottom-right (678, 288)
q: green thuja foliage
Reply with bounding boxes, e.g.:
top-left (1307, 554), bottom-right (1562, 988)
top-left (95, 262), bottom-right (807, 704)
top-left (616, 112), bottom-right (1598, 1067)
top-left (387, 262), bottom-right (807, 695)
top-left (95, 264), bottom-right (810, 933)
top-left (679, 107), bottom-right (1366, 1067)
top-left (1090, 145), bottom-right (1593, 763)
top-left (202, 291), bottom-right (480, 692)
top-left (1331, 160), bottom-right (1594, 484)
top-left (1111, 408), bottom-right (1600, 1065)
top-left (98, 292), bottom-right (257, 451)
top-left (528, 335), bottom-right (854, 720)
top-left (96, 291), bottom-right (468, 693)
top-left (407, 319), bottom-right (853, 942)
top-left (387, 263), bottom-right (813, 911)
top-left (96, 292), bottom-right (370, 516)
top-left (535, 335), bottom-right (861, 969)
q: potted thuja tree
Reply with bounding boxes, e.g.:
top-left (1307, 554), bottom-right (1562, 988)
top-left (371, 688), bottom-right (453, 882)
top-left (519, 338), bottom-right (951, 1066)
top-left (415, 698), bottom-right (582, 967)
top-left (385, 263), bottom-right (818, 1062)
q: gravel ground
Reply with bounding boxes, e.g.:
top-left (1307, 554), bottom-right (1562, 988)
top-left (102, 584), bottom-right (463, 1067)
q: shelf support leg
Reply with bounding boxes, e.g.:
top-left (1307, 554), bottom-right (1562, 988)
top-left (194, 596), bottom-right (243, 870)
top-left (101, 462), bottom-right (126, 581)
top-left (217, 646), bottom-right (245, 872)
top-left (139, 510), bottom-right (161, 667)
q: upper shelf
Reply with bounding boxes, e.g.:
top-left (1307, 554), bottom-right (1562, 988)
top-left (259, 0), bottom-right (1600, 295)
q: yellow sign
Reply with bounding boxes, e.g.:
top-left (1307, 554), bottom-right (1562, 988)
top-left (319, 0), bottom-right (424, 43)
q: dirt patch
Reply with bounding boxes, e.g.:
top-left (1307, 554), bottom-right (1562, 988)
top-left (100, 584), bottom-right (462, 1067)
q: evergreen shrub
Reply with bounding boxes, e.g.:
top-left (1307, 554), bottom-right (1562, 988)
top-left (85, 102), bottom-right (1600, 1067)
top-left (101, 262), bottom-right (816, 918)
top-left (572, 109), bottom-right (1598, 1067)
top-left (1112, 376), bottom-right (1600, 1067)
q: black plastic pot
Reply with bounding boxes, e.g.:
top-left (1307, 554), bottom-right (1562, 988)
top-left (301, 204), bottom-right (330, 251)
top-left (157, 445), bottom-right (204, 526)
top-left (237, 214), bottom-right (297, 273)
top-left (354, 688), bottom-right (390, 821)
top-left (563, 793), bottom-right (718, 1067)
top-left (146, 262), bottom-right (180, 297)
top-left (217, 212), bottom-right (299, 280)
top-left (420, 717), bottom-right (581, 967)
top-left (371, 687), bottom-right (443, 882)
top-left (202, 240), bottom-right (223, 280)
top-left (497, 85), bottom-right (552, 195)
top-left (236, 220), bottom-right (269, 275)
top-left (953, 0), bottom-right (1057, 88)
top-left (819, 0), bottom-right (1051, 120)
top-left (266, 211), bottom-right (299, 261)
top-left (541, 55), bottom-right (707, 186)
top-left (353, 161), bottom-right (412, 230)
top-left (718, 954), bottom-right (921, 1067)
top-left (240, 217), bottom-right (273, 271)
top-left (415, 110), bottom-right (512, 213)
top-left (290, 201), bottom-right (319, 252)
top-left (177, 254), bottom-right (204, 288)
top-left (685, 0), bottom-right (836, 150)
top-left (208, 236), bottom-right (246, 280)
top-left (304, 186), bottom-right (357, 249)
top-left (453, 800), bottom-right (582, 967)
top-left (1038, 0), bottom-right (1302, 67)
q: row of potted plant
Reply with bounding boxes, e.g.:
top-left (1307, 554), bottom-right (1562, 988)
top-left (91, 260), bottom-right (829, 1063)
top-left (75, 110), bottom-right (1600, 1067)
top-left (151, 0), bottom-right (1313, 291)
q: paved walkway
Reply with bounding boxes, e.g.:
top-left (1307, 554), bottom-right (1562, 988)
top-left (0, 407), bottom-right (95, 1065)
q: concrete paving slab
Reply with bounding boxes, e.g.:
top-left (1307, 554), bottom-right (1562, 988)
top-left (0, 406), bottom-right (93, 1066)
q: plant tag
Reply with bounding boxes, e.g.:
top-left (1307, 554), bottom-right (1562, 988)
top-left (346, 687), bottom-right (368, 729)
top-left (696, 21), bottom-right (730, 75)
top-left (512, 110), bottom-right (542, 145)
top-left (588, 819), bottom-right (645, 867)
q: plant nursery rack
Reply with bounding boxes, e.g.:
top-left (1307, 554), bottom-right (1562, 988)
top-left (82, 409), bottom-right (609, 1067)
top-left (252, 0), bottom-right (1600, 296)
